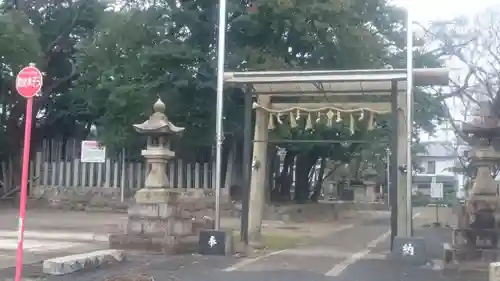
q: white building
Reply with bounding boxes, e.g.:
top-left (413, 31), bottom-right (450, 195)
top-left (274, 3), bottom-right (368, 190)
top-left (413, 141), bottom-right (465, 198)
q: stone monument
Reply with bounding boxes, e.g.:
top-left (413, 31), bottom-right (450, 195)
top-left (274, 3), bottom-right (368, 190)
top-left (109, 98), bottom-right (215, 253)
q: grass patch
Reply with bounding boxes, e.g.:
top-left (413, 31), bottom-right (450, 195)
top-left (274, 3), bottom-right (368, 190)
top-left (232, 231), bottom-right (307, 251)
top-left (260, 234), bottom-right (304, 250)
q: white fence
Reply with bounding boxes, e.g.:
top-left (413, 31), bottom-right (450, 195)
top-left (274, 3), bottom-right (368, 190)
top-left (0, 139), bottom-right (235, 199)
top-left (31, 152), bottom-right (221, 194)
top-left (0, 152), bottom-right (226, 198)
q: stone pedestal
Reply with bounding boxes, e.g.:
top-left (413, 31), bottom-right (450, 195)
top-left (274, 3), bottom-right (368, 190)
top-left (109, 188), bottom-right (215, 254)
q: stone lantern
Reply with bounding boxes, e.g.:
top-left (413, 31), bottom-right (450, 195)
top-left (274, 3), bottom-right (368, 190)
top-left (109, 98), bottom-right (215, 253)
top-left (133, 98), bottom-right (184, 193)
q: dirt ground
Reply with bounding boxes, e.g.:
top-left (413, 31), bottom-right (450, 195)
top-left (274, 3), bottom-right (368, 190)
top-left (12, 202), bottom-right (388, 253)
top-left (220, 208), bottom-right (390, 251)
top-left (6, 206), bottom-right (478, 281)
top-left (0, 204), bottom-right (461, 275)
top-left (7, 204), bottom-right (451, 242)
top-left (413, 206), bottom-right (456, 227)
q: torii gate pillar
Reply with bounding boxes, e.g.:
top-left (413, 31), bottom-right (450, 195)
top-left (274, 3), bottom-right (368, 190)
top-left (396, 87), bottom-right (412, 237)
top-left (248, 95), bottom-right (270, 241)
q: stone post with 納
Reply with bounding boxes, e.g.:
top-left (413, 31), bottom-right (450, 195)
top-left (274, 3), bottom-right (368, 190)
top-left (109, 98), bottom-right (215, 253)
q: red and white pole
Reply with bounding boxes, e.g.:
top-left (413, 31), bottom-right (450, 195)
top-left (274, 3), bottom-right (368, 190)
top-left (15, 97), bottom-right (33, 281)
top-left (14, 63), bottom-right (43, 281)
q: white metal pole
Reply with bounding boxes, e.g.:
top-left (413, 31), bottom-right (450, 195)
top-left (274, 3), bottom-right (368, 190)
top-left (386, 148), bottom-right (390, 205)
top-left (120, 148), bottom-right (125, 203)
top-left (214, 0), bottom-right (228, 230)
top-left (405, 7), bottom-right (414, 235)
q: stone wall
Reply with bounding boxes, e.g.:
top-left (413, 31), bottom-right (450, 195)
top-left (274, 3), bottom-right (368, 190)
top-left (32, 186), bottom-right (228, 212)
top-left (32, 187), bottom-right (130, 211)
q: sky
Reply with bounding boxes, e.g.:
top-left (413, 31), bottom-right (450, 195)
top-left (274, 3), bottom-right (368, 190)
top-left (395, 0), bottom-right (499, 21)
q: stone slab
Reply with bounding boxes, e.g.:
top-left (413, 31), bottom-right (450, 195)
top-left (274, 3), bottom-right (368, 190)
top-left (42, 249), bottom-right (125, 275)
top-left (128, 203), bottom-right (175, 219)
top-left (125, 216), bottom-right (193, 236)
top-left (135, 188), bottom-right (180, 204)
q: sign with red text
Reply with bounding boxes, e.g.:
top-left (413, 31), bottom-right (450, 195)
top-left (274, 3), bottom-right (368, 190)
top-left (81, 140), bottom-right (106, 163)
top-left (16, 65), bottom-right (43, 98)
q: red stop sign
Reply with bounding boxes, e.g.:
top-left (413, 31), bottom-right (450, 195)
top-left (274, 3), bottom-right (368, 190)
top-left (16, 65), bottom-right (43, 98)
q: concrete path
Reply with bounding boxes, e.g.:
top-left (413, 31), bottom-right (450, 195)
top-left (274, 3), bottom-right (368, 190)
top-left (217, 206), bottom-right (485, 281)
top-left (219, 207), bottom-right (487, 281)
top-left (223, 211), bottom-right (391, 275)
top-left (0, 230), bottom-right (109, 269)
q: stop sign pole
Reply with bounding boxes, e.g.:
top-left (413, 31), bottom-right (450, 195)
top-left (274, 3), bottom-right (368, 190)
top-left (14, 63), bottom-right (43, 281)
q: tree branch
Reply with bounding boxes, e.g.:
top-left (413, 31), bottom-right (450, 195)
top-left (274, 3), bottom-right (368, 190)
top-left (43, 0), bottom-right (90, 61)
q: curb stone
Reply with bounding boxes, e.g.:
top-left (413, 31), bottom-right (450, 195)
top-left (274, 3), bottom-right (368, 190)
top-left (42, 249), bottom-right (125, 275)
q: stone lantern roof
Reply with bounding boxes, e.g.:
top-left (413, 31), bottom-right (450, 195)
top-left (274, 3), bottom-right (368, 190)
top-left (133, 98), bottom-right (185, 135)
top-left (462, 101), bottom-right (500, 139)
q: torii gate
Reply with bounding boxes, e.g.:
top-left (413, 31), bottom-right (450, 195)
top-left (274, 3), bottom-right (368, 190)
top-left (223, 68), bottom-right (449, 245)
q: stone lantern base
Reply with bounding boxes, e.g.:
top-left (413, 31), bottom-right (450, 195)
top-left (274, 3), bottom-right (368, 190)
top-left (109, 188), bottom-right (215, 254)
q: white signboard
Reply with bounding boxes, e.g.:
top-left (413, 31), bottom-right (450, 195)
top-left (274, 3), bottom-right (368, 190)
top-left (430, 182), bottom-right (444, 199)
top-left (81, 140), bottom-right (106, 163)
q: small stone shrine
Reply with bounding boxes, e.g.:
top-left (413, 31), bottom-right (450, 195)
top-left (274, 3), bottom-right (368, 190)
top-left (109, 98), bottom-right (215, 253)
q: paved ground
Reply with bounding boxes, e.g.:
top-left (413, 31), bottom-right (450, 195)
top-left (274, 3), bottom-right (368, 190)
top-left (222, 208), bottom-right (458, 279)
top-left (0, 204), bottom-right (359, 271)
top-left (0, 208), bottom-right (121, 269)
top-left (0, 206), bottom-right (489, 281)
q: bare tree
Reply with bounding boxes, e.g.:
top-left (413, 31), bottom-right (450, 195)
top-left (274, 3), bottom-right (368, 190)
top-left (414, 6), bottom-right (500, 159)
top-left (412, 6), bottom-right (500, 196)
top-left (418, 6), bottom-right (500, 128)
